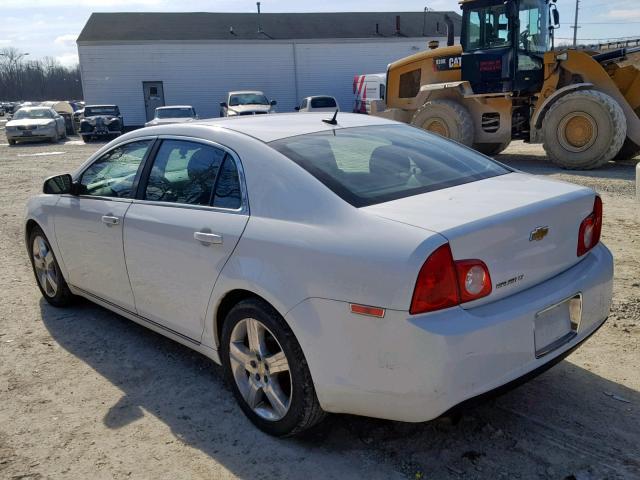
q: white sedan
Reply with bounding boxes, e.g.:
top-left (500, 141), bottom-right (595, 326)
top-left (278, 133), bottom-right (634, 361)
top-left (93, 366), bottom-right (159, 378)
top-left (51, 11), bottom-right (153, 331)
top-left (25, 113), bottom-right (613, 436)
top-left (145, 105), bottom-right (198, 127)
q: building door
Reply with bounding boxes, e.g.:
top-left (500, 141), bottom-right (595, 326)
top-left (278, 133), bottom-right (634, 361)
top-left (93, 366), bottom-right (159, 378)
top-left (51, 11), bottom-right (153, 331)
top-left (143, 81), bottom-right (165, 121)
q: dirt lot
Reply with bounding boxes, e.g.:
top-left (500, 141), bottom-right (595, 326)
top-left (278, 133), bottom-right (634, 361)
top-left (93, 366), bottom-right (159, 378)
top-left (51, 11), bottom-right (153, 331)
top-left (0, 127), bottom-right (638, 479)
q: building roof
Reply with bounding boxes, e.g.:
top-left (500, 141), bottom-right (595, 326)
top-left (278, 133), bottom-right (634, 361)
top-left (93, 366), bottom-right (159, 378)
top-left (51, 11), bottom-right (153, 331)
top-left (77, 11), bottom-right (462, 42)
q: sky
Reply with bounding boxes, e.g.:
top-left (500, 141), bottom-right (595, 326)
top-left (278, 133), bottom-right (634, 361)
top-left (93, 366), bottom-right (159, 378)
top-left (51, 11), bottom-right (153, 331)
top-left (1, 0), bottom-right (639, 67)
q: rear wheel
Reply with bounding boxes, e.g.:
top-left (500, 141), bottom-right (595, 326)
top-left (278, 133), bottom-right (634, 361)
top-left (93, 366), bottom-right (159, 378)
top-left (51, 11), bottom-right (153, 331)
top-left (474, 141), bottom-right (511, 156)
top-left (28, 226), bottom-right (73, 307)
top-left (221, 298), bottom-right (325, 437)
top-left (8, 139), bottom-right (16, 146)
top-left (411, 99), bottom-right (474, 146)
top-left (542, 90), bottom-right (626, 169)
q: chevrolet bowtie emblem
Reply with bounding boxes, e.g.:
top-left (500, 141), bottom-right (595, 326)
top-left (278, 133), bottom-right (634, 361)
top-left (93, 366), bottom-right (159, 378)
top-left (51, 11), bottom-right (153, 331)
top-left (529, 226), bottom-right (550, 242)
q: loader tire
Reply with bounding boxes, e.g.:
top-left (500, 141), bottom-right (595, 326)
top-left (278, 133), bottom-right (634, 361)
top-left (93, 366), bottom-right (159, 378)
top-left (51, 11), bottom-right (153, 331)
top-left (614, 138), bottom-right (640, 161)
top-left (542, 90), bottom-right (626, 170)
top-left (474, 141), bottom-right (511, 157)
top-left (411, 99), bottom-right (474, 146)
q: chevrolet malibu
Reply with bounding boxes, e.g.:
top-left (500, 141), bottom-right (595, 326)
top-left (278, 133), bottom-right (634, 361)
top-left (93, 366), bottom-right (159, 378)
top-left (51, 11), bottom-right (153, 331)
top-left (25, 113), bottom-right (613, 436)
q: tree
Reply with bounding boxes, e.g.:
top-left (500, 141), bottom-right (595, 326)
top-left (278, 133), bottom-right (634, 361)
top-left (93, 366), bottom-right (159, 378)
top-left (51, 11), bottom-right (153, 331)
top-left (0, 48), bottom-right (83, 101)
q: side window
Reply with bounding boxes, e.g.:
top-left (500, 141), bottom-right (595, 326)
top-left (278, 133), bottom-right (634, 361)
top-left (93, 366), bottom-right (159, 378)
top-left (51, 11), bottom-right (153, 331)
top-left (144, 140), bottom-right (225, 206)
top-left (380, 83), bottom-right (386, 100)
top-left (79, 140), bottom-right (152, 198)
top-left (399, 69), bottom-right (421, 98)
top-left (213, 157), bottom-right (242, 209)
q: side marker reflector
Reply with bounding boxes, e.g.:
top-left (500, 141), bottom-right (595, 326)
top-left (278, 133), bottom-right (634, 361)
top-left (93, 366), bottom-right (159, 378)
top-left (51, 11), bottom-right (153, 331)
top-left (350, 304), bottom-right (385, 318)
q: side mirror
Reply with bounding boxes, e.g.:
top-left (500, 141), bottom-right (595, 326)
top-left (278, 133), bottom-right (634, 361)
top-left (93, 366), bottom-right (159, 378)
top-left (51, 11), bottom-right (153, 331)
top-left (550, 5), bottom-right (560, 28)
top-left (220, 102), bottom-right (227, 108)
top-left (270, 100), bottom-right (277, 106)
top-left (43, 174), bottom-right (74, 194)
top-left (294, 106), bottom-right (300, 111)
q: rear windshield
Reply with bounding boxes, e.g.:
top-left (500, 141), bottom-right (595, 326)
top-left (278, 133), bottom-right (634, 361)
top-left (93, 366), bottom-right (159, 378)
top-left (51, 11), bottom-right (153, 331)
top-left (310, 97), bottom-right (337, 108)
top-left (269, 124), bottom-right (510, 207)
top-left (156, 107), bottom-right (194, 119)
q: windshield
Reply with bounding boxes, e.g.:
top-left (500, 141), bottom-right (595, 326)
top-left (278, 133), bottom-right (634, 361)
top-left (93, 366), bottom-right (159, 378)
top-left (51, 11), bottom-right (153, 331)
top-left (270, 125), bottom-right (510, 207)
top-left (464, 3), bottom-right (511, 50)
top-left (310, 97), bottom-right (337, 109)
top-left (156, 107), bottom-right (195, 119)
top-left (85, 106), bottom-right (118, 116)
top-left (14, 108), bottom-right (54, 120)
top-left (229, 94), bottom-right (269, 106)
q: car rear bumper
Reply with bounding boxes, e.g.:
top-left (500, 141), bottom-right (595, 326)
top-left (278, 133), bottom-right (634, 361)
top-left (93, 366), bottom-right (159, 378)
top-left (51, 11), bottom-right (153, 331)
top-left (285, 243), bottom-right (613, 422)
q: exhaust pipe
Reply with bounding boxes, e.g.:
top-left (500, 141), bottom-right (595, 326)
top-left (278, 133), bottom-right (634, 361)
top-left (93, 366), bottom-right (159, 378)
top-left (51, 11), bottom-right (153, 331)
top-left (444, 14), bottom-right (454, 46)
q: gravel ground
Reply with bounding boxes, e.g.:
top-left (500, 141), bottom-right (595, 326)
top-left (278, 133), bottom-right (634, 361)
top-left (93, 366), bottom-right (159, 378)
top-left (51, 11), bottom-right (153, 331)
top-left (0, 130), bottom-right (638, 480)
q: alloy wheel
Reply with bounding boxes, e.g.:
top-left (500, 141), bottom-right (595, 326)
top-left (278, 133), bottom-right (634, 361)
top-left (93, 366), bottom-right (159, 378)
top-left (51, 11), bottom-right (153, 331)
top-left (228, 318), bottom-right (292, 421)
top-left (32, 235), bottom-right (58, 298)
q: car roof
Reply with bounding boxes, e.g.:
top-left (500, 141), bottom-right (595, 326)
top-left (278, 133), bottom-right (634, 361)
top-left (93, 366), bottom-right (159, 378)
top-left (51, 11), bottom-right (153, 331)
top-left (228, 91), bottom-right (264, 95)
top-left (156, 105), bottom-right (193, 110)
top-left (194, 112), bottom-right (395, 143)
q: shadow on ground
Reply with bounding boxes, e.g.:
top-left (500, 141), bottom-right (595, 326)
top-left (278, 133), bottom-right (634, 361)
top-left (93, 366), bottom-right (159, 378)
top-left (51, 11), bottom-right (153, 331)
top-left (39, 298), bottom-right (640, 479)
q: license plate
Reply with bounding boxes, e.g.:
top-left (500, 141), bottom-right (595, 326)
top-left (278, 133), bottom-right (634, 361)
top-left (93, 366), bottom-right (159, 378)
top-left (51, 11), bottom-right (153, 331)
top-left (534, 294), bottom-right (582, 358)
top-left (22, 130), bottom-right (33, 136)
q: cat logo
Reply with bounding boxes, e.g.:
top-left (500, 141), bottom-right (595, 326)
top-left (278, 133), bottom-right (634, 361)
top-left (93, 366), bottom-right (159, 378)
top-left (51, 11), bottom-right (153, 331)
top-left (529, 226), bottom-right (550, 242)
top-left (433, 55), bottom-right (462, 71)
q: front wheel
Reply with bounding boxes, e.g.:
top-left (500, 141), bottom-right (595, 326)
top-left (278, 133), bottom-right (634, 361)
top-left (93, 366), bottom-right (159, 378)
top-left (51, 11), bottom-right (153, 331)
top-left (411, 99), bottom-right (474, 146)
top-left (28, 226), bottom-right (74, 307)
top-left (221, 299), bottom-right (325, 437)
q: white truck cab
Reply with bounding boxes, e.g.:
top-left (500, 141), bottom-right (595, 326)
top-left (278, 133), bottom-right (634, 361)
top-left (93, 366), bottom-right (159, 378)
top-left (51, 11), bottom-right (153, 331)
top-left (353, 73), bottom-right (386, 114)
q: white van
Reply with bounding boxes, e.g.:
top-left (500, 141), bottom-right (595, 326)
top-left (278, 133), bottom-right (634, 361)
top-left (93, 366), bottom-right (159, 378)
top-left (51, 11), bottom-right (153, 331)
top-left (353, 73), bottom-right (386, 114)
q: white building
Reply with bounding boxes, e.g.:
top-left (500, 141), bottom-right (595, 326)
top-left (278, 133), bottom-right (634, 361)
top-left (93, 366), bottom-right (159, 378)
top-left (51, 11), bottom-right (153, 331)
top-left (77, 11), bottom-right (461, 127)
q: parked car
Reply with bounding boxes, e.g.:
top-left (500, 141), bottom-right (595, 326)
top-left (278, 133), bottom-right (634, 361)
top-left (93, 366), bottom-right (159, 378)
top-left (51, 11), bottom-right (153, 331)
top-left (145, 105), bottom-right (198, 126)
top-left (353, 73), bottom-right (386, 114)
top-left (40, 101), bottom-right (76, 135)
top-left (220, 91), bottom-right (276, 117)
top-left (295, 96), bottom-right (339, 112)
top-left (5, 107), bottom-right (66, 145)
top-left (79, 105), bottom-right (123, 142)
top-left (26, 113), bottom-right (612, 437)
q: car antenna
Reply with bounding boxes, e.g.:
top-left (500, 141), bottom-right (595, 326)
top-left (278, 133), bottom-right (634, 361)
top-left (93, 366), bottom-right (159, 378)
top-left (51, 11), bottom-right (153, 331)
top-left (322, 109), bottom-right (339, 126)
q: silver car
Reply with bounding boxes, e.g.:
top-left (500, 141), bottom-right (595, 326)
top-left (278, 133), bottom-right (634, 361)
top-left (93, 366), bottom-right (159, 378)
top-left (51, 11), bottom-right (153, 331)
top-left (5, 107), bottom-right (66, 145)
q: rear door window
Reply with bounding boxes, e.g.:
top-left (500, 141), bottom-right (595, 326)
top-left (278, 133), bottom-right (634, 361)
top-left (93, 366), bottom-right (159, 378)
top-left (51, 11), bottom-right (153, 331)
top-left (144, 140), bottom-right (225, 206)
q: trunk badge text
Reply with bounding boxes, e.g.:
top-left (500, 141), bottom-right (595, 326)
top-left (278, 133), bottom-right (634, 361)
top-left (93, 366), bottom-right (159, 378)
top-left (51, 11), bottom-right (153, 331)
top-left (529, 226), bottom-right (550, 242)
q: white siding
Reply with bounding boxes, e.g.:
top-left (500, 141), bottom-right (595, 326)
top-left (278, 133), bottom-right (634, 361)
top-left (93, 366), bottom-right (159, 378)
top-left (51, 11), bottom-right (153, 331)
top-left (78, 37), bottom-right (456, 125)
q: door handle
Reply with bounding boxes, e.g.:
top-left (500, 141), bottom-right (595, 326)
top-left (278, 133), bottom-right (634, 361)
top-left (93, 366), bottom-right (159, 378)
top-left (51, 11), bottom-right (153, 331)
top-left (194, 232), bottom-right (223, 245)
top-left (101, 215), bottom-right (120, 225)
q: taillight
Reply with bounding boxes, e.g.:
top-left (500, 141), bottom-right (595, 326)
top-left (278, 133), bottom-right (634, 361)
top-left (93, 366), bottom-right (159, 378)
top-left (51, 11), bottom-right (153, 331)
top-left (455, 260), bottom-right (492, 303)
top-left (410, 244), bottom-right (459, 314)
top-left (577, 196), bottom-right (602, 256)
top-left (410, 243), bottom-right (492, 315)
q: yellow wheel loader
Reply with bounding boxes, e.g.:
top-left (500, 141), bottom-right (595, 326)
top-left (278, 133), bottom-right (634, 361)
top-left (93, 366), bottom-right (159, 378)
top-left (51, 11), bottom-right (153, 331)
top-left (373, 0), bottom-right (640, 169)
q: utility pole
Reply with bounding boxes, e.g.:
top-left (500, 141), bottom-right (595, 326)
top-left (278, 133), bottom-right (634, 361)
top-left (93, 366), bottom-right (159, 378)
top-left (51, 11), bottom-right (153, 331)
top-left (571, 0), bottom-right (580, 47)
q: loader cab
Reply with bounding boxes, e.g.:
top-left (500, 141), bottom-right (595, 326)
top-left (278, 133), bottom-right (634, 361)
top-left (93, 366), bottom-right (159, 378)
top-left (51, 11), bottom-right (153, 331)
top-left (460, 0), bottom-right (551, 95)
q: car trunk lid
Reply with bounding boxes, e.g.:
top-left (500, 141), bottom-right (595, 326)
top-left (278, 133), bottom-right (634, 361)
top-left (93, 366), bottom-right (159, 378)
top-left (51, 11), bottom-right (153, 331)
top-left (362, 173), bottom-right (596, 307)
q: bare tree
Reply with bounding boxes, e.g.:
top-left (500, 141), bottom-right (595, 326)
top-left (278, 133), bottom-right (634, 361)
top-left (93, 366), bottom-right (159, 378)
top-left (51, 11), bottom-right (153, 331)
top-left (0, 48), bottom-right (82, 101)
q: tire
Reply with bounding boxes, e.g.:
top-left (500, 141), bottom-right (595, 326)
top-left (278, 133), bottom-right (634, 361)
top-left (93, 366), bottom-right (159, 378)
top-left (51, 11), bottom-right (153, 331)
top-left (28, 226), bottom-right (74, 307)
top-left (614, 138), bottom-right (640, 161)
top-left (542, 90), bottom-right (626, 169)
top-left (220, 298), bottom-right (326, 437)
top-left (8, 139), bottom-right (16, 146)
top-left (473, 141), bottom-right (511, 156)
top-left (81, 135), bottom-right (89, 143)
top-left (411, 99), bottom-right (474, 146)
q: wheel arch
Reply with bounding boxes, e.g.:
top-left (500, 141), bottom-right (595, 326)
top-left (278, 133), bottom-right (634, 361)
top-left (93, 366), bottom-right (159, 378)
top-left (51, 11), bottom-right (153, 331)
top-left (531, 83), bottom-right (594, 141)
top-left (213, 288), bottom-right (285, 350)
